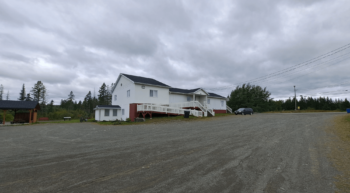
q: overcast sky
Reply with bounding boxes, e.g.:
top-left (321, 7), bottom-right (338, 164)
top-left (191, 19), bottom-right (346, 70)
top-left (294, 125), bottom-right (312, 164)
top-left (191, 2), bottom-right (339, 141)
top-left (1, 0), bottom-right (349, 104)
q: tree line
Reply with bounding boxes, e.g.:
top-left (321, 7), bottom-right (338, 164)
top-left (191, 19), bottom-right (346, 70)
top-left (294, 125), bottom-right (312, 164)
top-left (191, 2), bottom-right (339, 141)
top-left (1, 81), bottom-right (349, 120)
top-left (227, 84), bottom-right (350, 112)
top-left (0, 81), bottom-right (115, 120)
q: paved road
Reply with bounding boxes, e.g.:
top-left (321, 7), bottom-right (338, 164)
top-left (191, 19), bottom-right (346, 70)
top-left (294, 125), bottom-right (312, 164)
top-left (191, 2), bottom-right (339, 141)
top-left (0, 113), bottom-right (343, 193)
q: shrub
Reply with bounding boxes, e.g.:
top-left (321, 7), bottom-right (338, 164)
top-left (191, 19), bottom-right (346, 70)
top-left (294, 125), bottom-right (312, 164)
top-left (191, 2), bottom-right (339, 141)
top-left (0, 113), bottom-right (14, 122)
top-left (126, 118), bottom-right (131, 122)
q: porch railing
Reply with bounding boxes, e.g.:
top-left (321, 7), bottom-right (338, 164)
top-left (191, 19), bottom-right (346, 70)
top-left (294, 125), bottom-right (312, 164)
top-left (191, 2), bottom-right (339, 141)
top-left (137, 104), bottom-right (203, 117)
top-left (226, 105), bottom-right (232, 113)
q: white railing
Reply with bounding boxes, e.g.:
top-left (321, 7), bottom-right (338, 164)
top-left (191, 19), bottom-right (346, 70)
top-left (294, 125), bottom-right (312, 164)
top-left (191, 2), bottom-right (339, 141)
top-left (169, 101), bottom-right (205, 111)
top-left (226, 105), bottom-right (232, 113)
top-left (207, 108), bottom-right (215, 116)
top-left (169, 101), bottom-right (216, 116)
top-left (137, 104), bottom-right (203, 117)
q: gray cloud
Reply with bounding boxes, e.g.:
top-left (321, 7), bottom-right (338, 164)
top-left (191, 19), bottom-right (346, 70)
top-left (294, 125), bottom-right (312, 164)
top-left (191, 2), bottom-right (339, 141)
top-left (0, 0), bottom-right (349, 103)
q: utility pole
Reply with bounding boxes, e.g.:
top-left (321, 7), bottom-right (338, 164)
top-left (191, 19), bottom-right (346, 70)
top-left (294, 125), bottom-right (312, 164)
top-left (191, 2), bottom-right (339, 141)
top-left (294, 85), bottom-right (297, 111)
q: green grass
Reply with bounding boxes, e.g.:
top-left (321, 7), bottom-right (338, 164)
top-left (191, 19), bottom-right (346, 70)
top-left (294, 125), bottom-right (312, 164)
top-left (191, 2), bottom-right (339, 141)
top-left (95, 113), bottom-right (235, 126)
top-left (327, 114), bottom-right (350, 192)
top-left (33, 113), bottom-right (235, 126)
top-left (345, 114), bottom-right (350, 123)
top-left (36, 119), bottom-right (96, 124)
top-left (214, 113), bottom-right (235, 117)
top-left (264, 110), bottom-right (344, 113)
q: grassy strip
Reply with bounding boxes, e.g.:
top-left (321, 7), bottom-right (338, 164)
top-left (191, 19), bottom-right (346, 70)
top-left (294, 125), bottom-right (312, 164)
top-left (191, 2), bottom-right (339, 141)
top-left (327, 114), bottom-right (350, 193)
top-left (96, 113), bottom-right (235, 125)
top-left (36, 119), bottom-right (95, 124)
top-left (265, 110), bottom-right (343, 113)
top-left (33, 113), bottom-right (235, 126)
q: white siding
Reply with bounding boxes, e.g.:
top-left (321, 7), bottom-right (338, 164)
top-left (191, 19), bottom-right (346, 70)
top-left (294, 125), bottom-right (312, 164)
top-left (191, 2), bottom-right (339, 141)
top-left (194, 89), bottom-right (206, 95)
top-left (207, 98), bottom-right (226, 110)
top-left (95, 110), bottom-right (99, 121)
top-left (169, 93), bottom-right (188, 104)
top-left (134, 84), bottom-right (169, 104)
top-left (112, 76), bottom-right (135, 120)
top-left (95, 109), bottom-right (122, 121)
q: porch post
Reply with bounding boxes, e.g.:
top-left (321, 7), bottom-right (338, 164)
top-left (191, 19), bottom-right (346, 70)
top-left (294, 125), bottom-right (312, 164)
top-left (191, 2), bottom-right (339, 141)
top-left (29, 110), bottom-right (32, 124)
top-left (2, 110), bottom-right (6, 125)
top-left (205, 95), bottom-right (208, 106)
top-left (193, 94), bottom-right (195, 108)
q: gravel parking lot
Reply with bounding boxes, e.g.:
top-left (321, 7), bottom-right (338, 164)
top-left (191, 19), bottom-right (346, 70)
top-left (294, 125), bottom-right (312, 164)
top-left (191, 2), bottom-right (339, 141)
top-left (0, 113), bottom-right (343, 193)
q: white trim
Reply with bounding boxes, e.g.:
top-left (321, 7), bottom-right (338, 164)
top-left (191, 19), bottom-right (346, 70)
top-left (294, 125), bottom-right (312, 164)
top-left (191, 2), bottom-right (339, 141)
top-left (111, 74), bottom-right (135, 93)
top-left (135, 82), bottom-right (170, 89)
top-left (113, 109), bottom-right (118, 116)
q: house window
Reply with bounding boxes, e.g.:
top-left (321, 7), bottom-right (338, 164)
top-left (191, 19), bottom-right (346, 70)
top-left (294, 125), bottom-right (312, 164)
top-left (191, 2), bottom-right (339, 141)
top-left (113, 109), bottom-right (118, 116)
top-left (207, 99), bottom-right (210, 104)
top-left (187, 96), bottom-right (191, 101)
top-left (150, 90), bottom-right (158, 97)
top-left (104, 109), bottom-right (110, 116)
top-left (127, 90), bottom-right (130, 97)
top-left (122, 109), bottom-right (125, 115)
top-left (221, 100), bottom-right (224, 107)
top-left (114, 95), bottom-right (117, 101)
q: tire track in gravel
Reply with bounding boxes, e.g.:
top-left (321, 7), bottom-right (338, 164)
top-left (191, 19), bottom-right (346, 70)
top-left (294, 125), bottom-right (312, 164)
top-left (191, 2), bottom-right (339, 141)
top-left (0, 113), bottom-right (344, 193)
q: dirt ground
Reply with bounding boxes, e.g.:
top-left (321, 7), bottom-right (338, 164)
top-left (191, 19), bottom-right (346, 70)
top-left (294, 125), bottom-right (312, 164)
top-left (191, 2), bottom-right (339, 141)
top-left (0, 112), bottom-right (345, 193)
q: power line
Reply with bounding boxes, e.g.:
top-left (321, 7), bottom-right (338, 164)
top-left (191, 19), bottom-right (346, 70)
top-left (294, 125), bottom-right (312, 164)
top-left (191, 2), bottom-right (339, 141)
top-left (207, 51), bottom-right (350, 91)
top-left (204, 43), bottom-right (350, 91)
top-left (252, 53), bottom-right (350, 86)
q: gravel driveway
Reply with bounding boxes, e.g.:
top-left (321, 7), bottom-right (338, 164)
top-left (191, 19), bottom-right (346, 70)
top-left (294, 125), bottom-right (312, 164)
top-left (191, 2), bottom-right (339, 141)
top-left (0, 113), bottom-right (343, 193)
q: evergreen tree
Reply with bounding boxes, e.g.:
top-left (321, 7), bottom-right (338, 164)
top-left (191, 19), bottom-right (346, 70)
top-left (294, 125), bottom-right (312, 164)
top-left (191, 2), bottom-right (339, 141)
top-left (0, 84), bottom-right (3, 100)
top-left (48, 100), bottom-right (54, 113)
top-left (341, 98), bottom-right (350, 110)
top-left (83, 91), bottom-right (93, 115)
top-left (63, 91), bottom-right (75, 111)
top-left (6, 90), bottom-right (9, 100)
top-left (68, 91), bottom-right (75, 101)
top-left (98, 83), bottom-right (108, 105)
top-left (18, 84), bottom-right (26, 101)
top-left (31, 81), bottom-right (46, 103)
top-left (25, 93), bottom-right (33, 101)
top-left (106, 84), bottom-right (113, 105)
top-left (227, 84), bottom-right (271, 112)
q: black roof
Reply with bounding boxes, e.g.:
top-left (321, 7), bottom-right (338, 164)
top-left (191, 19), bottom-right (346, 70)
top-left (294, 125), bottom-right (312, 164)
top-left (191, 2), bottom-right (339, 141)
top-left (169, 88), bottom-right (202, 94)
top-left (0, 100), bottom-right (40, 110)
top-left (122, 74), bottom-right (170, 88)
top-left (95, 105), bottom-right (121, 109)
top-left (208, 93), bottom-right (226, 99)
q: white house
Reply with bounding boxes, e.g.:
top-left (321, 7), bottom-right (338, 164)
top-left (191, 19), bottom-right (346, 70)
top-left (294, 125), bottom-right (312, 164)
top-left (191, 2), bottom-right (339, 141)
top-left (94, 73), bottom-right (232, 121)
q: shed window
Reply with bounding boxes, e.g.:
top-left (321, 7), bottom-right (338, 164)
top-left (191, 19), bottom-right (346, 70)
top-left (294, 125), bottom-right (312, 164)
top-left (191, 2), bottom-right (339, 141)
top-left (113, 109), bottom-right (118, 116)
top-left (207, 99), bottom-right (210, 104)
top-left (104, 109), bottom-right (110, 116)
top-left (127, 90), bottom-right (130, 97)
top-left (122, 109), bottom-right (125, 115)
top-left (221, 100), bottom-right (224, 107)
top-left (150, 90), bottom-right (158, 97)
top-left (114, 95), bottom-right (117, 101)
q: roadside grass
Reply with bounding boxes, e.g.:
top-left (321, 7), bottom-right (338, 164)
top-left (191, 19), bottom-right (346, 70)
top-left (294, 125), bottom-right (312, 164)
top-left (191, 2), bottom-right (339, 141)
top-left (36, 119), bottom-right (95, 124)
top-left (265, 110), bottom-right (343, 113)
top-left (96, 113), bottom-right (235, 125)
top-left (327, 114), bottom-right (350, 193)
top-left (5, 113), bottom-right (235, 126)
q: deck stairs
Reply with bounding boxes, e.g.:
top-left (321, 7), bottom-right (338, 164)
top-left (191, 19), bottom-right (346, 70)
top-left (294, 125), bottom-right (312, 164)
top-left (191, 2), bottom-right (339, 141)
top-left (226, 105), bottom-right (232, 113)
